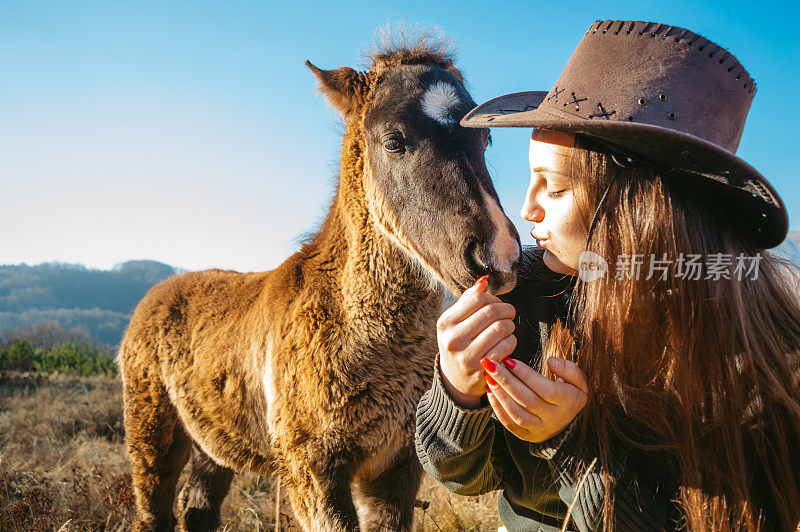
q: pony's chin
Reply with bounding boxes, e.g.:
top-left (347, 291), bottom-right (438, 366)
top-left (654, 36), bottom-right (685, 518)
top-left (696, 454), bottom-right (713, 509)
top-left (441, 275), bottom-right (474, 297)
top-left (489, 270), bottom-right (517, 296)
top-left (445, 269), bottom-right (517, 297)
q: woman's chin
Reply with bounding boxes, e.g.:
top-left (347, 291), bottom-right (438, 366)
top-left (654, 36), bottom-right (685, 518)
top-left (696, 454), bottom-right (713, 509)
top-left (543, 250), bottom-right (578, 276)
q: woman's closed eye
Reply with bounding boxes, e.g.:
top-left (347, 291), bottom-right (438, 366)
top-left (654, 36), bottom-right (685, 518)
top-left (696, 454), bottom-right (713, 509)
top-left (547, 189), bottom-right (567, 199)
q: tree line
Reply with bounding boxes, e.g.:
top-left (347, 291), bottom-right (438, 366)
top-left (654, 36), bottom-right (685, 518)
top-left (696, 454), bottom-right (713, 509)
top-left (0, 322), bottom-right (117, 376)
top-left (0, 337), bottom-right (117, 376)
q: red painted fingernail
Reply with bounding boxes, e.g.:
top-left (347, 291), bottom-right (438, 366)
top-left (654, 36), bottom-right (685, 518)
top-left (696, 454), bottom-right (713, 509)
top-left (485, 384), bottom-right (492, 394)
top-left (484, 372), bottom-right (497, 386)
top-left (503, 357), bottom-right (516, 370)
top-left (480, 358), bottom-right (496, 372)
top-left (474, 274), bottom-right (489, 286)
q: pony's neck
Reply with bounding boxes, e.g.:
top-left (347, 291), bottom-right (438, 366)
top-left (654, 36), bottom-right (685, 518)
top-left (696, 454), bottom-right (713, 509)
top-left (313, 131), bottom-right (443, 322)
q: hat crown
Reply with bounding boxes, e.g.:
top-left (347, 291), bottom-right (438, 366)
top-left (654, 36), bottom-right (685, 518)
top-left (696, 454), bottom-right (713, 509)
top-left (538, 20), bottom-right (756, 153)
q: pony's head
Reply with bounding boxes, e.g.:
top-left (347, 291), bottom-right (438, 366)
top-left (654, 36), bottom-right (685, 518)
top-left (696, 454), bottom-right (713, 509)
top-left (307, 33), bottom-right (520, 295)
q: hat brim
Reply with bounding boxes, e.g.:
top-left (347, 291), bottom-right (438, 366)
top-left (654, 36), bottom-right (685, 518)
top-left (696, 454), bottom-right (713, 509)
top-left (462, 91), bottom-right (788, 249)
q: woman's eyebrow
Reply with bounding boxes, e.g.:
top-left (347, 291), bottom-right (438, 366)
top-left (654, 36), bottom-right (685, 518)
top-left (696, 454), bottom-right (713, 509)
top-left (531, 166), bottom-right (570, 179)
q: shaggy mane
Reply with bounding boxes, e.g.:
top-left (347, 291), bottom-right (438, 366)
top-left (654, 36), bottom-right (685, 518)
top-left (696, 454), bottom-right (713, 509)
top-left (366, 25), bottom-right (464, 84)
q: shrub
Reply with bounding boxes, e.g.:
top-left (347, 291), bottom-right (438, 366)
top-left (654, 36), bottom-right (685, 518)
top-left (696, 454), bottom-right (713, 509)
top-left (0, 338), bottom-right (37, 372)
top-left (0, 338), bottom-right (117, 376)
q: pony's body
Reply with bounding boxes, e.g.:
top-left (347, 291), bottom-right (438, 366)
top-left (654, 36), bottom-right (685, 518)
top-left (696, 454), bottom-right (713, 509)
top-left (121, 237), bottom-right (439, 530)
top-left (119, 36), bottom-right (520, 531)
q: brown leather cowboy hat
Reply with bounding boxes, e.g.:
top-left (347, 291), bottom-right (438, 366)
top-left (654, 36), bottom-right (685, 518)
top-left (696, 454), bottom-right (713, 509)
top-left (461, 20), bottom-right (788, 249)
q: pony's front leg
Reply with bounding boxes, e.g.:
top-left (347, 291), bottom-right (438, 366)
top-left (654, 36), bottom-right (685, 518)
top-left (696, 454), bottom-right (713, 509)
top-left (352, 445), bottom-right (423, 532)
top-left (284, 461), bottom-right (361, 532)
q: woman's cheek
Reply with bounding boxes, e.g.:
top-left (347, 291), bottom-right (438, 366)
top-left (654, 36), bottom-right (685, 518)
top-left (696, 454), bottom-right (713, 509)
top-left (542, 242), bottom-right (574, 274)
top-left (561, 234), bottom-right (583, 270)
top-left (551, 229), bottom-right (584, 272)
top-left (562, 201), bottom-right (587, 268)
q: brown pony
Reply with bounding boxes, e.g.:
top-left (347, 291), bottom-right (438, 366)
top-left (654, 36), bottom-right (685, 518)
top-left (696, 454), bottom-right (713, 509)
top-left (118, 34), bottom-right (521, 531)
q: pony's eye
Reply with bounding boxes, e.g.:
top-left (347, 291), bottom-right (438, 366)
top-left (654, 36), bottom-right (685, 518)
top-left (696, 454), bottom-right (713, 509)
top-left (383, 138), bottom-right (404, 153)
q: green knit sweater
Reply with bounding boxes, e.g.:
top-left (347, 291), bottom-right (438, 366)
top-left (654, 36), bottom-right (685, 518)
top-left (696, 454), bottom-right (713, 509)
top-left (415, 248), bottom-right (677, 531)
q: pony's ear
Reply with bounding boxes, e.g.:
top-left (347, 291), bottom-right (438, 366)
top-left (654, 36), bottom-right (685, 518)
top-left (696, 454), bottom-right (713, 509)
top-left (306, 60), bottom-right (370, 117)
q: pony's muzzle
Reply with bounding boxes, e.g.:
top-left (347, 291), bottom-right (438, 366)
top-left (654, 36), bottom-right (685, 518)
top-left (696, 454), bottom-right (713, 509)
top-left (464, 239), bottom-right (520, 295)
top-left (488, 268), bottom-right (518, 296)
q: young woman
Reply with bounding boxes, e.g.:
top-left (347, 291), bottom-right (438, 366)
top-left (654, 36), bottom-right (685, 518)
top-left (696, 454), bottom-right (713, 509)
top-left (415, 20), bottom-right (800, 531)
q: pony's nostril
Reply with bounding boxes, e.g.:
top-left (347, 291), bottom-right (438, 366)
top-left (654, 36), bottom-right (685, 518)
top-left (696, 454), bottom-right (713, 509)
top-left (464, 239), bottom-right (489, 278)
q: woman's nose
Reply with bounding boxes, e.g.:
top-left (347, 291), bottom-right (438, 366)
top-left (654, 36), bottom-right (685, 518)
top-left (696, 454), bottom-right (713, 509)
top-left (521, 192), bottom-right (544, 223)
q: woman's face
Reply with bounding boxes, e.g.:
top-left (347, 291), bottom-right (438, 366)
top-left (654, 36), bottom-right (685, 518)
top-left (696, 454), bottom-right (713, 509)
top-left (521, 130), bottom-right (589, 275)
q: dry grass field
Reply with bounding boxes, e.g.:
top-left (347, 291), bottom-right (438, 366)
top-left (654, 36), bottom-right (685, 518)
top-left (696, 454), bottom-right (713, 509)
top-left (0, 371), bottom-right (500, 531)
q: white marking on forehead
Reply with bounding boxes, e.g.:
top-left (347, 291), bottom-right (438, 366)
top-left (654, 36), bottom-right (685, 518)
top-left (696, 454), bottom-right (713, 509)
top-left (421, 81), bottom-right (461, 125)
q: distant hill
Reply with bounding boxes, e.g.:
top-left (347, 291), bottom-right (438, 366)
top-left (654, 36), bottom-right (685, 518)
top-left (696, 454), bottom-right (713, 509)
top-left (0, 260), bottom-right (180, 348)
top-left (775, 231), bottom-right (800, 264)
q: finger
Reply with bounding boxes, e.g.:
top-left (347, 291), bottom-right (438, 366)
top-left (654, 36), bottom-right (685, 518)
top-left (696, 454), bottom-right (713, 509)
top-left (547, 358), bottom-right (589, 395)
top-left (446, 303), bottom-right (516, 352)
top-left (481, 334), bottom-right (517, 364)
top-left (486, 360), bottom-right (551, 414)
top-left (464, 319), bottom-right (515, 361)
top-left (501, 358), bottom-right (564, 405)
top-left (437, 282), bottom-right (501, 330)
top-left (486, 378), bottom-right (542, 429)
top-left (453, 301), bottom-right (516, 343)
top-left (486, 390), bottom-right (532, 441)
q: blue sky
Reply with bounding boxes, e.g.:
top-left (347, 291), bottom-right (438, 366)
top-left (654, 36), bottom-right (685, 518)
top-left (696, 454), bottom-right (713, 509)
top-left (2, 1), bottom-right (798, 271)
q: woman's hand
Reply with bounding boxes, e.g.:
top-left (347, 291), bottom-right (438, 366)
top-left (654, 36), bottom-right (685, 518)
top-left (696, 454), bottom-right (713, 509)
top-left (483, 356), bottom-right (588, 443)
top-left (437, 275), bottom-right (518, 408)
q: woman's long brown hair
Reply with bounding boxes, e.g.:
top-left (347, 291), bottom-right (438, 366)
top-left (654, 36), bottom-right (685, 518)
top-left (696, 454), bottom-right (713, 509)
top-left (544, 137), bottom-right (800, 530)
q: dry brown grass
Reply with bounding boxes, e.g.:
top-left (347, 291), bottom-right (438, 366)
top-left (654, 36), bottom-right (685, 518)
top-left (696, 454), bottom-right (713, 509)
top-left (0, 372), bottom-right (500, 531)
